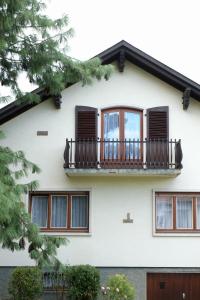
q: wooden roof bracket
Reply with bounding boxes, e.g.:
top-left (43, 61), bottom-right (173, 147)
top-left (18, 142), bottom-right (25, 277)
top-left (118, 50), bottom-right (125, 72)
top-left (53, 93), bottom-right (62, 109)
top-left (182, 87), bottom-right (191, 110)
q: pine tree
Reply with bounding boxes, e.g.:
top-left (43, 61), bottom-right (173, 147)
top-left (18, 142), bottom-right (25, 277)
top-left (0, 0), bottom-right (113, 267)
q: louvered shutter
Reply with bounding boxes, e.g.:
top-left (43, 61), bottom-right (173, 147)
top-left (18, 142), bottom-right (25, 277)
top-left (146, 106), bottom-right (169, 168)
top-left (75, 106), bottom-right (98, 168)
top-left (75, 106), bottom-right (97, 140)
top-left (147, 106), bottom-right (169, 140)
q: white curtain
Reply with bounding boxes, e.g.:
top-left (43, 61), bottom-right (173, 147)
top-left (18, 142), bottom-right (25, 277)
top-left (156, 196), bottom-right (172, 229)
top-left (51, 196), bottom-right (67, 227)
top-left (32, 196), bottom-right (48, 227)
top-left (104, 112), bottom-right (119, 139)
top-left (104, 112), bottom-right (119, 159)
top-left (72, 196), bottom-right (88, 228)
top-left (176, 197), bottom-right (192, 228)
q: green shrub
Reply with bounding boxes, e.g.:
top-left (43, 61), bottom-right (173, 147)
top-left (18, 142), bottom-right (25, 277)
top-left (9, 266), bottom-right (43, 300)
top-left (102, 274), bottom-right (135, 300)
top-left (66, 265), bottom-right (100, 300)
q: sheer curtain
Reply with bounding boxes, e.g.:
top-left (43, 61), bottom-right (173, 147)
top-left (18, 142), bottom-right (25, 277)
top-left (156, 196), bottom-right (172, 229)
top-left (32, 196), bottom-right (48, 227)
top-left (72, 196), bottom-right (88, 228)
top-left (104, 112), bottom-right (119, 159)
top-left (51, 196), bottom-right (67, 227)
top-left (176, 197), bottom-right (192, 228)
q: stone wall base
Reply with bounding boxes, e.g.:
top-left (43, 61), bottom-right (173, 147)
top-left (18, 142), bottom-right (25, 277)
top-left (1, 267), bottom-right (200, 300)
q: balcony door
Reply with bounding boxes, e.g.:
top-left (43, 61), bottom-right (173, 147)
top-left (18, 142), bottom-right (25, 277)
top-left (101, 108), bottom-right (143, 166)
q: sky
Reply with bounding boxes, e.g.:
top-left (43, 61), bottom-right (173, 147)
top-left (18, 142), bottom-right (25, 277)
top-left (46, 0), bottom-right (200, 82)
top-left (1, 0), bottom-right (200, 106)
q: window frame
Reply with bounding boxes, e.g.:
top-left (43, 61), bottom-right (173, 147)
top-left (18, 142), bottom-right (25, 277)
top-left (70, 195), bottom-right (89, 229)
top-left (155, 192), bottom-right (200, 233)
top-left (101, 107), bottom-right (143, 141)
top-left (101, 107), bottom-right (143, 162)
top-left (50, 194), bottom-right (68, 229)
top-left (31, 195), bottom-right (49, 229)
top-left (29, 191), bottom-right (89, 233)
top-left (155, 195), bottom-right (173, 230)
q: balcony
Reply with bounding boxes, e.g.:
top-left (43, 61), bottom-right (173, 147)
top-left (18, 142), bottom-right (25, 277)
top-left (64, 139), bottom-right (183, 177)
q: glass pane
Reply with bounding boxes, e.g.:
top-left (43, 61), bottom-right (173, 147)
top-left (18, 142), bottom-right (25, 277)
top-left (156, 196), bottom-right (173, 229)
top-left (51, 196), bottom-right (67, 227)
top-left (32, 196), bottom-right (48, 227)
top-left (197, 198), bottom-right (200, 229)
top-left (176, 197), bottom-right (192, 229)
top-left (104, 112), bottom-right (119, 159)
top-left (124, 112), bottom-right (141, 159)
top-left (72, 196), bottom-right (88, 228)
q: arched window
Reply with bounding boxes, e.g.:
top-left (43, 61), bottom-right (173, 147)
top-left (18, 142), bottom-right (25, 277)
top-left (101, 108), bottom-right (143, 162)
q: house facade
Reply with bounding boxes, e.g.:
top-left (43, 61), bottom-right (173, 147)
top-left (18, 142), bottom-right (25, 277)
top-left (1, 40), bottom-right (200, 300)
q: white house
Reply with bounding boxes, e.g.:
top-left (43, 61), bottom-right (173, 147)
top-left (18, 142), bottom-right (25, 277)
top-left (1, 40), bottom-right (200, 300)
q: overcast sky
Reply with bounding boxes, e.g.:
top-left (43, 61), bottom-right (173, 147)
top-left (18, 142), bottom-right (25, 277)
top-left (47, 0), bottom-right (200, 82)
top-left (1, 0), bottom-right (200, 107)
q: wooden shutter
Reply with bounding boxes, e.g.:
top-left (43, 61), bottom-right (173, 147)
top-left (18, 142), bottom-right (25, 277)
top-left (147, 106), bottom-right (169, 140)
top-left (146, 106), bottom-right (169, 168)
top-left (75, 106), bottom-right (98, 168)
top-left (75, 106), bottom-right (97, 140)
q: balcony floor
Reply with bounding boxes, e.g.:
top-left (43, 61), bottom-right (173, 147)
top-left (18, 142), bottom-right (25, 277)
top-left (64, 168), bottom-right (181, 177)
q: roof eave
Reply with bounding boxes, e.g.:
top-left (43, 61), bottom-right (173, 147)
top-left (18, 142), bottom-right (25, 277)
top-left (97, 40), bottom-right (200, 101)
top-left (0, 40), bottom-right (200, 125)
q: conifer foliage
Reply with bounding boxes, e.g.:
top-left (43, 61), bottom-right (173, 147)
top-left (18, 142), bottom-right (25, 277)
top-left (0, 0), bottom-right (112, 103)
top-left (0, 0), bottom-right (112, 266)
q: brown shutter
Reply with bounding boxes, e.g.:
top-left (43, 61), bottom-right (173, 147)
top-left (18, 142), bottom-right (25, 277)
top-left (75, 106), bottom-right (97, 140)
top-left (146, 106), bottom-right (169, 168)
top-left (75, 106), bottom-right (98, 168)
top-left (147, 106), bottom-right (169, 140)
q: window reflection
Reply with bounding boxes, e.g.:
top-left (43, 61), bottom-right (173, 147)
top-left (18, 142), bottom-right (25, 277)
top-left (104, 112), bottom-right (119, 159)
top-left (103, 109), bottom-right (141, 160)
top-left (125, 112), bottom-right (141, 159)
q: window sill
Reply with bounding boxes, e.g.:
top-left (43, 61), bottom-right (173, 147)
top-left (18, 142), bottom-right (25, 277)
top-left (153, 231), bottom-right (200, 237)
top-left (40, 231), bottom-right (92, 237)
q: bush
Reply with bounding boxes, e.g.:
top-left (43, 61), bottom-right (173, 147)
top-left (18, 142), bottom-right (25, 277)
top-left (66, 265), bottom-right (100, 300)
top-left (101, 274), bottom-right (135, 300)
top-left (9, 266), bottom-right (43, 300)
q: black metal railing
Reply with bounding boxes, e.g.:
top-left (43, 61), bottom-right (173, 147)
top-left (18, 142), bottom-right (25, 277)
top-left (43, 272), bottom-right (68, 291)
top-left (64, 139), bottom-right (183, 170)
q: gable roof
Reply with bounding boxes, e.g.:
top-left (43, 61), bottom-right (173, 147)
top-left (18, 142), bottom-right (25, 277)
top-left (98, 40), bottom-right (200, 99)
top-left (0, 40), bottom-right (200, 125)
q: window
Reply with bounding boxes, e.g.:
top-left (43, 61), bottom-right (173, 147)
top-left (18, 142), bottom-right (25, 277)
top-left (101, 108), bottom-right (143, 161)
top-left (155, 192), bottom-right (200, 233)
top-left (30, 192), bottom-right (89, 232)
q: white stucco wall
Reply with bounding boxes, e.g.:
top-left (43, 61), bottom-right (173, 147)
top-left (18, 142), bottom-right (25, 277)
top-left (1, 62), bottom-right (200, 267)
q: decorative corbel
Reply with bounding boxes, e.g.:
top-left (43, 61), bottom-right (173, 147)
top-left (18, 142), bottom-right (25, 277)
top-left (53, 93), bottom-right (62, 109)
top-left (182, 87), bottom-right (191, 110)
top-left (118, 50), bottom-right (125, 72)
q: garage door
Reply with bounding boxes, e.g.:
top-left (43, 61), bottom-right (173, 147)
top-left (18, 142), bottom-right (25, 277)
top-left (147, 273), bottom-right (200, 300)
